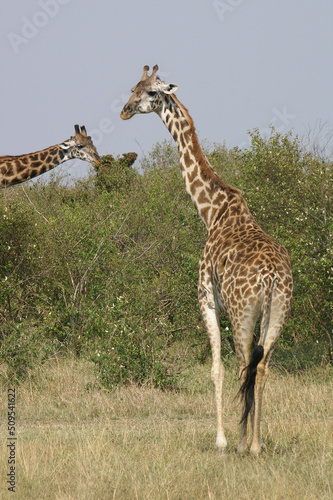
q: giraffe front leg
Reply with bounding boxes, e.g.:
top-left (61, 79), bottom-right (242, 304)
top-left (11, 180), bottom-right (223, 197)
top-left (212, 351), bottom-right (227, 452)
top-left (199, 287), bottom-right (227, 452)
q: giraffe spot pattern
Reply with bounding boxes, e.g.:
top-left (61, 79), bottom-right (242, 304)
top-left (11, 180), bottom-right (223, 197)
top-left (0, 129), bottom-right (99, 188)
top-left (123, 74), bottom-right (293, 454)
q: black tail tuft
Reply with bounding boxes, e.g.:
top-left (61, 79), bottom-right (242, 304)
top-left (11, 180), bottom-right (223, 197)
top-left (239, 345), bottom-right (264, 424)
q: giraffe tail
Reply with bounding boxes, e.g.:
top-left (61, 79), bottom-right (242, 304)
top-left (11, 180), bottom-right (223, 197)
top-left (239, 274), bottom-right (277, 424)
top-left (239, 345), bottom-right (264, 424)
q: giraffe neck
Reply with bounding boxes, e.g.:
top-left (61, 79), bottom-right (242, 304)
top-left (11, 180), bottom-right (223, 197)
top-left (0, 142), bottom-right (72, 188)
top-left (158, 94), bottom-right (245, 230)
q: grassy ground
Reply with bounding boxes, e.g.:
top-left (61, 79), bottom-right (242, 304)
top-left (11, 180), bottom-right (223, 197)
top-left (0, 357), bottom-right (332, 499)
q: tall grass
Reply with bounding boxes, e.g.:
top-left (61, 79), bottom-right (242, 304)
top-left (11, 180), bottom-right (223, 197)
top-left (0, 357), bottom-right (332, 499)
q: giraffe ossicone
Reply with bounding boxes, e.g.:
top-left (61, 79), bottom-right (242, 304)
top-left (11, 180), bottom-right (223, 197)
top-left (121, 65), bottom-right (293, 456)
top-left (0, 125), bottom-right (100, 188)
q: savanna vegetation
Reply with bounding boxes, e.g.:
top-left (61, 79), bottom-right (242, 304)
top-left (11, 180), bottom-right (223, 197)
top-left (0, 356), bottom-right (332, 499)
top-left (0, 129), bottom-right (332, 498)
top-left (0, 129), bottom-right (332, 389)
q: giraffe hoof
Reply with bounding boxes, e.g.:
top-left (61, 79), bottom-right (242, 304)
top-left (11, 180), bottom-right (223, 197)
top-left (215, 445), bottom-right (227, 454)
top-left (249, 445), bottom-right (262, 457)
top-left (215, 436), bottom-right (227, 453)
top-left (237, 443), bottom-right (248, 455)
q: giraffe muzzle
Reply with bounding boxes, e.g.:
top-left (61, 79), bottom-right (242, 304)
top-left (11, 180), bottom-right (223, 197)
top-left (91, 153), bottom-right (101, 166)
top-left (120, 103), bottom-right (135, 120)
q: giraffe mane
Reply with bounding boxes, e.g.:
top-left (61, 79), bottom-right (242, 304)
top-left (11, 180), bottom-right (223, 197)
top-left (170, 94), bottom-right (243, 200)
top-left (0, 145), bottom-right (61, 161)
top-left (0, 156), bottom-right (15, 161)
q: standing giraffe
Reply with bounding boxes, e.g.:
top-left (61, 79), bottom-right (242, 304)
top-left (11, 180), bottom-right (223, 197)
top-left (0, 125), bottom-right (100, 188)
top-left (121, 65), bottom-right (293, 456)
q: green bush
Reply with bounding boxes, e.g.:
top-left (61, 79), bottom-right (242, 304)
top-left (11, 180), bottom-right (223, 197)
top-left (0, 132), bottom-right (332, 386)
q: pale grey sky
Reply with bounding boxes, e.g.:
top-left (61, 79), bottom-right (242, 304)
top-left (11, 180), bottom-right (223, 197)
top-left (1, 1), bottom-right (333, 180)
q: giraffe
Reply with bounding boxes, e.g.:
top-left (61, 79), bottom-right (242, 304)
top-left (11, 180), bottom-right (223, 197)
top-left (121, 65), bottom-right (293, 456)
top-left (0, 125), bottom-right (100, 188)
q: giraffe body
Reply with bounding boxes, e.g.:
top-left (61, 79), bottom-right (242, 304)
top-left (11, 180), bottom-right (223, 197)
top-left (0, 125), bottom-right (100, 188)
top-left (121, 65), bottom-right (293, 456)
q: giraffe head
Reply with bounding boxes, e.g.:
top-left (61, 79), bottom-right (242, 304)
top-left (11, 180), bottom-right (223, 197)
top-left (60, 125), bottom-right (101, 166)
top-left (121, 65), bottom-right (178, 120)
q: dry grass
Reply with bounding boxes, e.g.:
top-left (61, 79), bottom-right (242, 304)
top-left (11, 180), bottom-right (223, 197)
top-left (0, 357), bottom-right (332, 499)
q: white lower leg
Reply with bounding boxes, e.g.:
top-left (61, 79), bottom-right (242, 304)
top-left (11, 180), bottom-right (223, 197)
top-left (199, 284), bottom-right (227, 451)
top-left (212, 361), bottom-right (227, 451)
top-left (250, 364), bottom-right (265, 456)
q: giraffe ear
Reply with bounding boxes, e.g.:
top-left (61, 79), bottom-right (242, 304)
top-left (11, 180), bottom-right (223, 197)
top-left (161, 83), bottom-right (178, 95)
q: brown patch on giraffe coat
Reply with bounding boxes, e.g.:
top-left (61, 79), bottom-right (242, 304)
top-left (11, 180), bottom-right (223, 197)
top-left (204, 183), bottom-right (215, 199)
top-left (200, 206), bottom-right (210, 222)
top-left (197, 190), bottom-right (211, 205)
top-left (183, 127), bottom-right (192, 145)
top-left (189, 178), bottom-right (204, 196)
top-left (209, 207), bottom-right (219, 224)
top-left (179, 133), bottom-right (186, 149)
top-left (173, 108), bottom-right (180, 119)
top-left (213, 192), bottom-right (228, 206)
top-left (187, 164), bottom-right (198, 183)
top-left (183, 150), bottom-right (193, 168)
top-left (2, 165), bottom-right (12, 176)
top-left (249, 274), bottom-right (258, 286)
top-left (230, 205), bottom-right (242, 217)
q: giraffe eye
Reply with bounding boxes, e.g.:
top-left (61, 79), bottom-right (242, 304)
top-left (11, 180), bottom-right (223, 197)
top-left (148, 91), bottom-right (157, 97)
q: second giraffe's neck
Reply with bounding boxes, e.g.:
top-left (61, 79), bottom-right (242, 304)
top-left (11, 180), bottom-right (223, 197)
top-left (0, 142), bottom-right (72, 188)
top-left (158, 94), bottom-right (244, 230)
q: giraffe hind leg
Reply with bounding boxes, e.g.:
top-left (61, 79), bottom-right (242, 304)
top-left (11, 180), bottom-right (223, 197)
top-left (239, 345), bottom-right (264, 424)
top-left (237, 368), bottom-right (250, 455)
top-left (229, 307), bottom-right (260, 454)
top-left (237, 345), bottom-right (264, 455)
top-left (250, 335), bottom-right (280, 456)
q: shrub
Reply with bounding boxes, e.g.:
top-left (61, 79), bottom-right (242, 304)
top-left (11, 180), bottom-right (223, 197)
top-left (0, 134), bottom-right (331, 386)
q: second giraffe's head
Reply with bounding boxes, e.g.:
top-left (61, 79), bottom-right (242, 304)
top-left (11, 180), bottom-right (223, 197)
top-left (121, 65), bottom-right (178, 120)
top-left (61, 125), bottom-right (101, 166)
